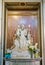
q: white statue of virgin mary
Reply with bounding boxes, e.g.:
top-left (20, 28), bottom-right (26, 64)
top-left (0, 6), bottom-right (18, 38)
top-left (11, 24), bottom-right (31, 58)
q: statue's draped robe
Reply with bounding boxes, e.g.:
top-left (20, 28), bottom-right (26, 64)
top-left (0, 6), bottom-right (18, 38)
top-left (11, 28), bottom-right (31, 58)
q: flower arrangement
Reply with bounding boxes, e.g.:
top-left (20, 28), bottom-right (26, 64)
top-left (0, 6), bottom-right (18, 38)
top-left (28, 43), bottom-right (40, 58)
top-left (5, 49), bottom-right (12, 59)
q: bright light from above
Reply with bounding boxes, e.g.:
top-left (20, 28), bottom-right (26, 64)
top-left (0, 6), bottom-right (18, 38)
top-left (12, 16), bottom-right (19, 20)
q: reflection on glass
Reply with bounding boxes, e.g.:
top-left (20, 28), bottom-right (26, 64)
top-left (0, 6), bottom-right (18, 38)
top-left (5, 11), bottom-right (40, 59)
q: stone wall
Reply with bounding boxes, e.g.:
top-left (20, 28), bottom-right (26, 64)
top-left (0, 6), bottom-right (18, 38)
top-left (0, 0), bottom-right (2, 65)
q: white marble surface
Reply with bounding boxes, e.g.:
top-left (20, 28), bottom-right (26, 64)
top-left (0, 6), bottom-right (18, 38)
top-left (5, 61), bottom-right (40, 65)
top-left (4, 0), bottom-right (41, 2)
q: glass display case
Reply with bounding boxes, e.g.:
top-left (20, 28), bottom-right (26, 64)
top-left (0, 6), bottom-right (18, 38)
top-left (3, 2), bottom-right (42, 65)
